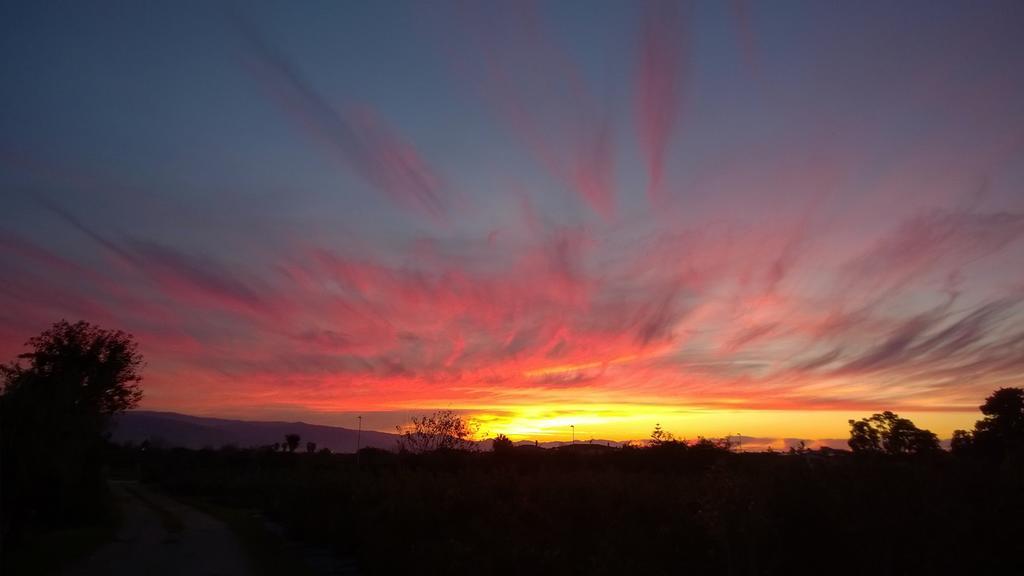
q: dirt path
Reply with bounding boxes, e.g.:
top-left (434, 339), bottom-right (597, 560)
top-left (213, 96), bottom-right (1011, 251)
top-left (65, 481), bottom-right (253, 576)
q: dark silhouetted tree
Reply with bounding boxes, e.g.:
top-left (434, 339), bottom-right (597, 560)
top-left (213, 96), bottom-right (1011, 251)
top-left (650, 423), bottom-right (675, 446)
top-left (848, 419), bottom-right (881, 452)
top-left (955, 387), bottom-right (1024, 460)
top-left (1, 320), bottom-right (143, 417)
top-left (0, 320), bottom-right (143, 542)
top-left (397, 410), bottom-right (477, 453)
top-left (788, 440), bottom-right (810, 455)
top-left (285, 433), bottom-right (301, 453)
top-left (950, 429), bottom-right (974, 454)
top-left (848, 411), bottom-right (939, 455)
top-left (492, 433), bottom-right (514, 452)
top-left (306, 441), bottom-right (317, 453)
top-left (691, 436), bottom-right (730, 451)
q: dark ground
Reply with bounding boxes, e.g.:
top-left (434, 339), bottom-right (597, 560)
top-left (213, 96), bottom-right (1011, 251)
top-left (109, 444), bottom-right (1024, 576)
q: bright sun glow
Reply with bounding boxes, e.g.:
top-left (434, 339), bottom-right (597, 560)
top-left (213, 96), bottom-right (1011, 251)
top-left (464, 405), bottom-right (979, 444)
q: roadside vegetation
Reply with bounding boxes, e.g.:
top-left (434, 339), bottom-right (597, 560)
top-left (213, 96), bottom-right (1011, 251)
top-left (4, 321), bottom-right (1023, 574)
top-left (112, 388), bottom-right (1024, 575)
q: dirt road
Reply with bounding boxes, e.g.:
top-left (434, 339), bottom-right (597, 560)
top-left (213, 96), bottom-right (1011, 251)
top-left (65, 481), bottom-right (253, 576)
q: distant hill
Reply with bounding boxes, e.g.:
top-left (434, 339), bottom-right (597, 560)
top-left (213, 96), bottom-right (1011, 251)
top-left (111, 411), bottom-right (400, 453)
top-left (513, 439), bottom-right (623, 449)
top-left (110, 411), bottom-right (617, 454)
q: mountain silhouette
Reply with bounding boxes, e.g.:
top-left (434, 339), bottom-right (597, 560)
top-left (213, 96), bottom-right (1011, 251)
top-left (111, 411), bottom-right (399, 452)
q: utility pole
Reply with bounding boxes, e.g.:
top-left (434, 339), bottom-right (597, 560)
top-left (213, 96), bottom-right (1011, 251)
top-left (571, 424), bottom-right (575, 444)
top-left (355, 415), bottom-right (363, 467)
top-left (356, 415), bottom-right (362, 452)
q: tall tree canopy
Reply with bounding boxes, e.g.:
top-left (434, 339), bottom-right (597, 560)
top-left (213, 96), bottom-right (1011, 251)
top-left (847, 411), bottom-right (939, 455)
top-left (1, 320), bottom-right (144, 541)
top-left (2, 320), bottom-right (143, 419)
top-left (951, 387), bottom-right (1024, 460)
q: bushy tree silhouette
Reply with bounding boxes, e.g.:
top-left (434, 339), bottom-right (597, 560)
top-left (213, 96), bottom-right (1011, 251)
top-left (951, 387), bottom-right (1024, 460)
top-left (492, 433), bottom-right (514, 452)
top-left (397, 410), bottom-right (477, 453)
top-left (847, 411), bottom-right (939, 455)
top-left (649, 423), bottom-right (675, 446)
top-left (1, 320), bottom-right (143, 417)
top-left (284, 433), bottom-right (301, 453)
top-left (847, 418), bottom-right (882, 452)
top-left (950, 429), bottom-right (974, 454)
top-left (0, 320), bottom-right (143, 544)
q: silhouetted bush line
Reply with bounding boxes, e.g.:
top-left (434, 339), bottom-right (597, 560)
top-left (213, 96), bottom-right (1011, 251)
top-left (110, 441), bottom-right (1024, 575)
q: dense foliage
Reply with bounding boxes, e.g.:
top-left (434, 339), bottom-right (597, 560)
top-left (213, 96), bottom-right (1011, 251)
top-left (952, 387), bottom-right (1024, 461)
top-left (397, 409), bottom-right (478, 453)
top-left (0, 321), bottom-right (143, 548)
top-left (847, 411), bottom-right (940, 454)
top-left (112, 436), bottom-right (1024, 575)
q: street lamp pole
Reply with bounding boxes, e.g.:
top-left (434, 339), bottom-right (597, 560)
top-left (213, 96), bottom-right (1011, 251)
top-left (571, 424), bottom-right (575, 444)
top-left (357, 415), bottom-right (362, 453)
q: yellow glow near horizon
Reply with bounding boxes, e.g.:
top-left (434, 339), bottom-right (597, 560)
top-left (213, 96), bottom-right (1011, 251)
top-left (467, 404), bottom-right (980, 442)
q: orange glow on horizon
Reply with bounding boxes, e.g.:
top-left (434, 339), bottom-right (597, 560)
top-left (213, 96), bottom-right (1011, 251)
top-left (460, 404), bottom-right (980, 444)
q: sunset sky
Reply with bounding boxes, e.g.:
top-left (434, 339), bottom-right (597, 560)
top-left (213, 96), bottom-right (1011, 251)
top-left (2, 1), bottom-right (1023, 446)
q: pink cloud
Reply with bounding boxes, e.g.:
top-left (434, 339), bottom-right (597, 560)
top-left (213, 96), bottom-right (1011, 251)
top-left (636, 0), bottom-right (689, 205)
top-left (446, 2), bottom-right (616, 216)
top-left (11, 197), bottom-right (1016, 424)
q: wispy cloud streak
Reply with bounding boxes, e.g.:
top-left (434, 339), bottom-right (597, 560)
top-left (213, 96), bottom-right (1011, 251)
top-left (447, 2), bottom-right (616, 216)
top-left (235, 20), bottom-right (449, 221)
top-left (636, 0), bottom-right (689, 205)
